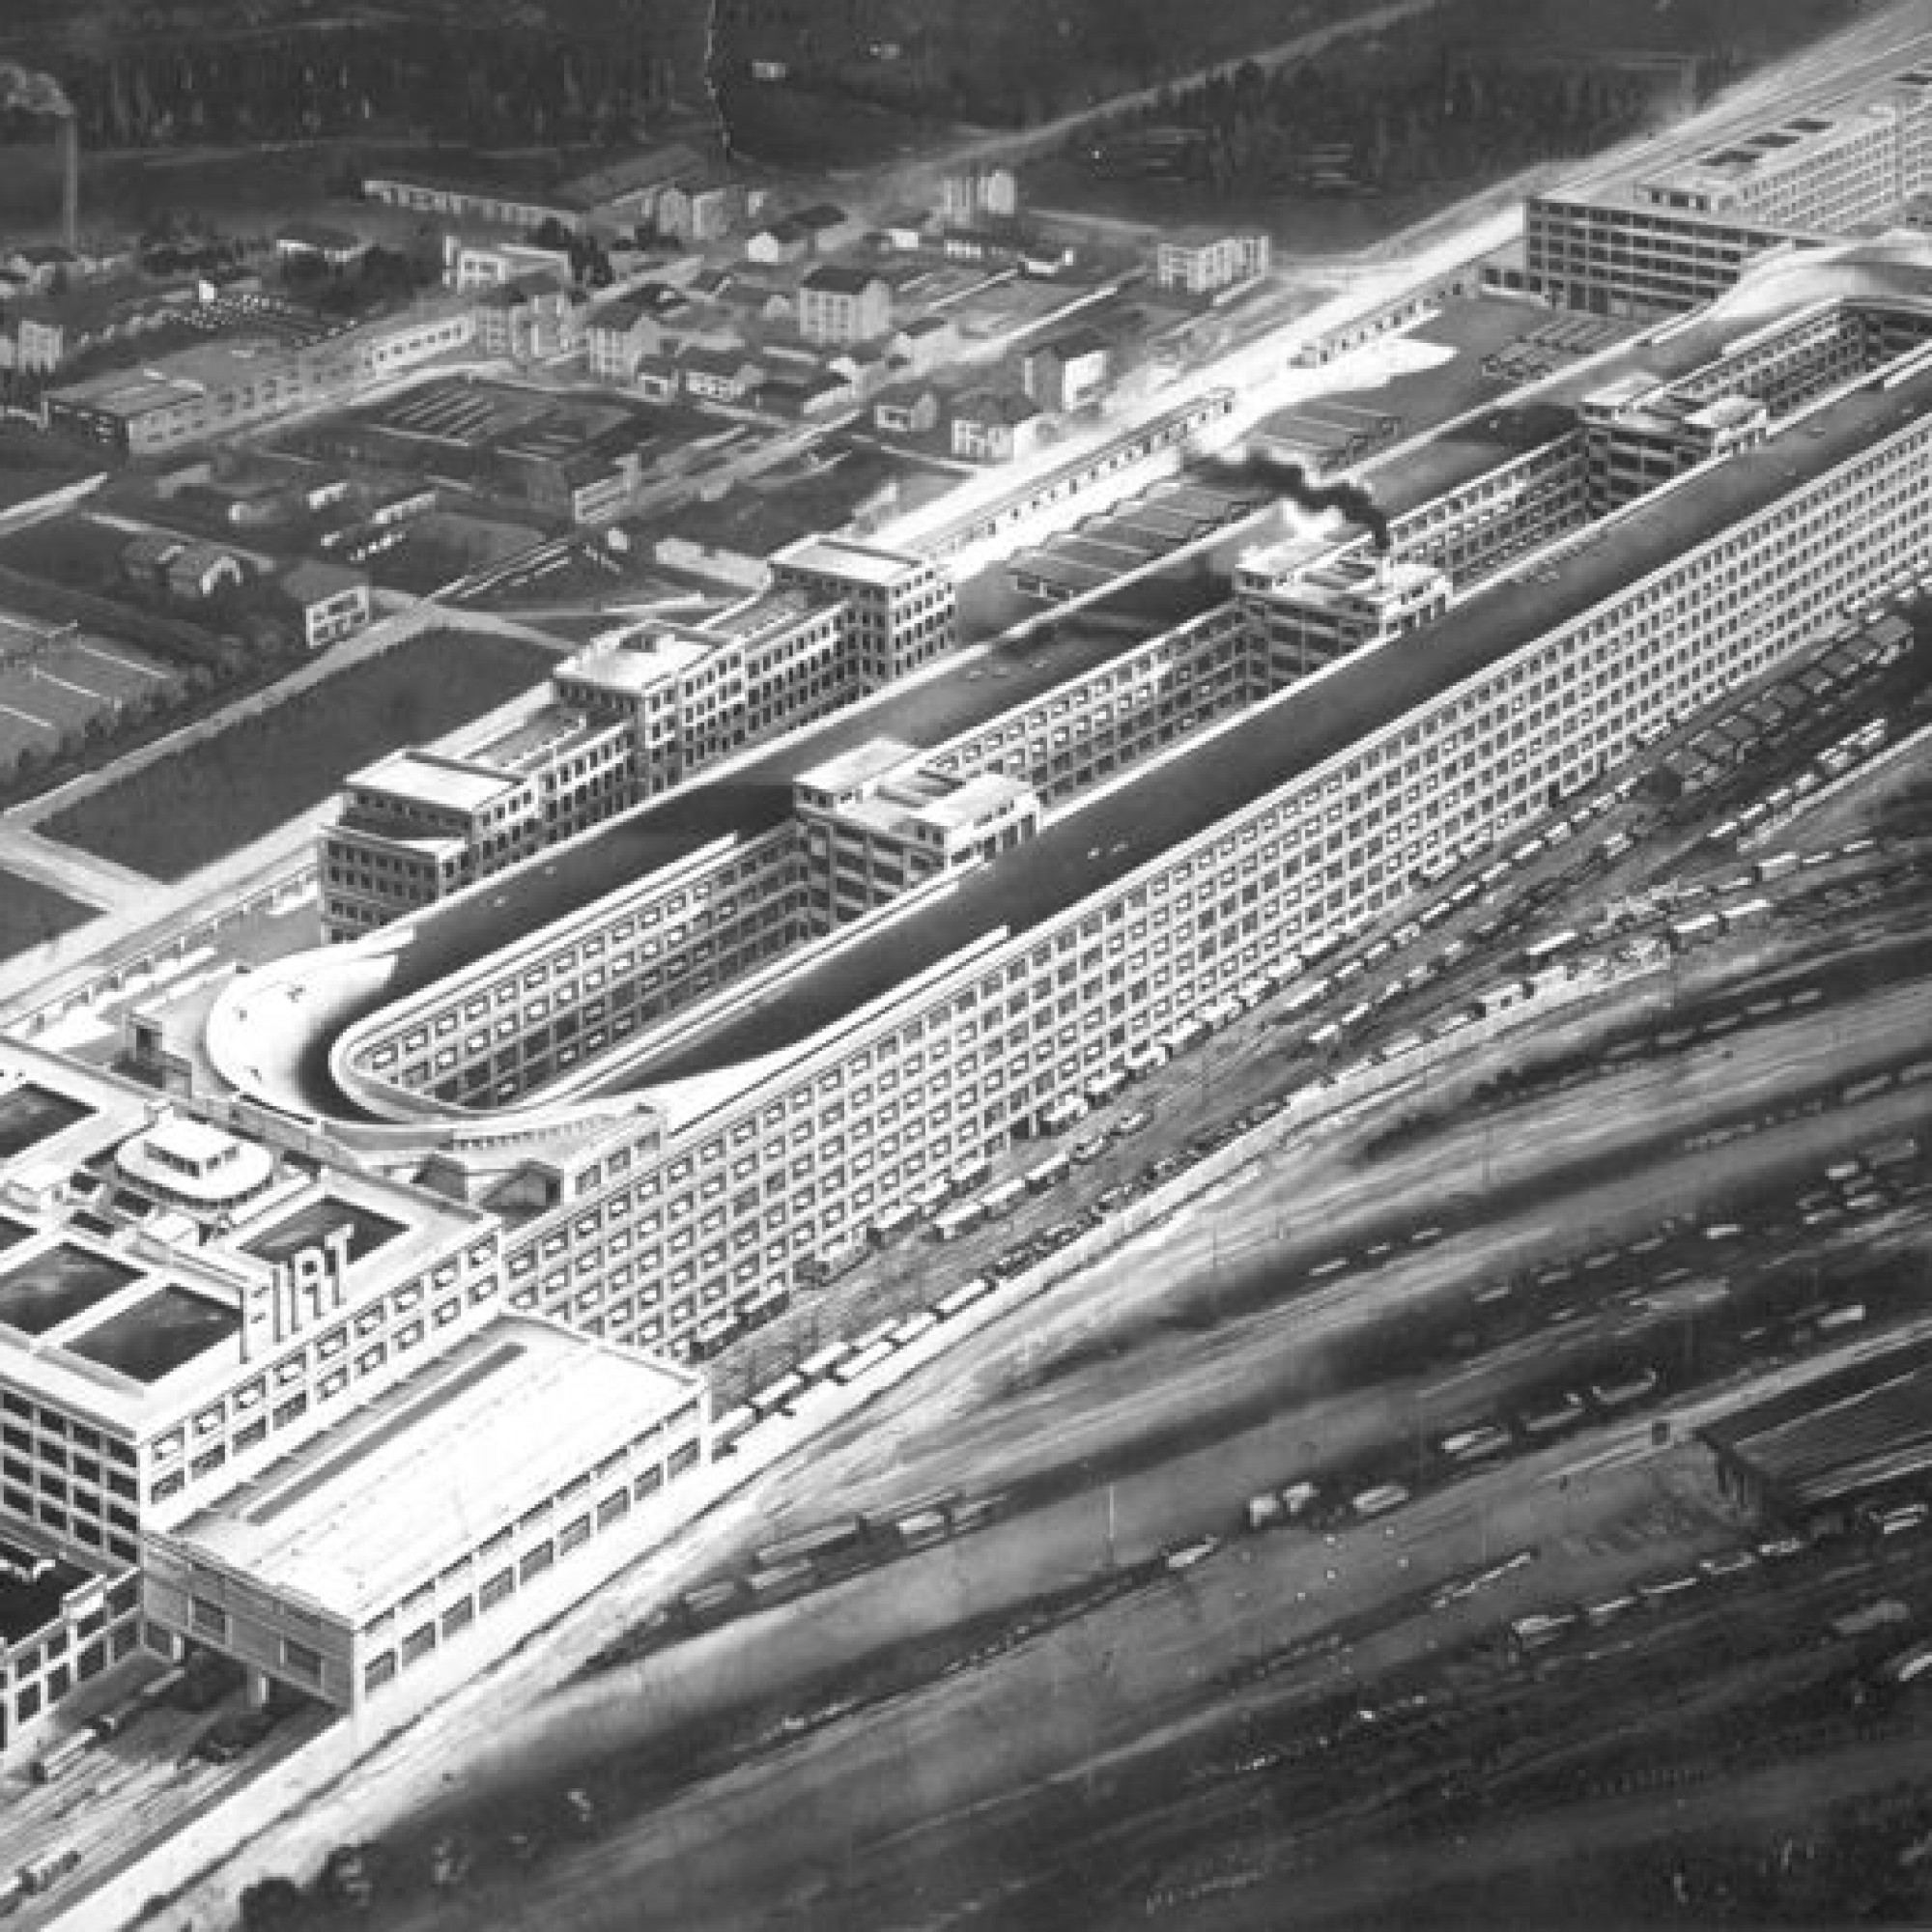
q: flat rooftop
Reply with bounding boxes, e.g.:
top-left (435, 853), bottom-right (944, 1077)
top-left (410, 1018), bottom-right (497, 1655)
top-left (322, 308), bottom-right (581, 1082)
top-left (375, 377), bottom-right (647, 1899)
top-left (49, 337), bottom-right (297, 413)
top-left (1702, 1342), bottom-right (1932, 1510)
top-left (0, 1544), bottom-right (94, 1648)
top-left (0, 1241), bottom-right (141, 1339)
top-left (772, 533), bottom-right (922, 587)
top-left (614, 347), bottom-right (1932, 1091)
top-left (556, 633), bottom-right (711, 696)
top-left (285, 245), bottom-right (1932, 1122)
top-left (353, 752), bottom-right (526, 814)
top-left (163, 1318), bottom-right (698, 1625)
top-left (298, 608), bottom-right (1181, 1114)
top-left (65, 1284), bottom-right (240, 1384)
top-left (0, 1082), bottom-right (91, 1161)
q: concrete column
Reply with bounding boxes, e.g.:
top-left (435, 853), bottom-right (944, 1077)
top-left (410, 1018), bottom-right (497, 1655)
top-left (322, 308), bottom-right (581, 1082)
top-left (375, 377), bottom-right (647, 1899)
top-left (245, 1667), bottom-right (272, 1711)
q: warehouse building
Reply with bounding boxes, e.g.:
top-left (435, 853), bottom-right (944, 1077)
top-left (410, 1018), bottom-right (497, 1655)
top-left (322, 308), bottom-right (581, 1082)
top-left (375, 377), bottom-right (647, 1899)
top-left (143, 1320), bottom-right (705, 1713)
top-left (1701, 1344), bottom-right (1932, 1532)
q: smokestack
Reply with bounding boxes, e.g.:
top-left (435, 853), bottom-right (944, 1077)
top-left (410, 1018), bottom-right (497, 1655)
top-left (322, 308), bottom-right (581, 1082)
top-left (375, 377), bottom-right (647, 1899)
top-left (57, 114), bottom-right (77, 250)
top-left (0, 64), bottom-right (78, 249)
top-left (1271, 461), bottom-right (1391, 554)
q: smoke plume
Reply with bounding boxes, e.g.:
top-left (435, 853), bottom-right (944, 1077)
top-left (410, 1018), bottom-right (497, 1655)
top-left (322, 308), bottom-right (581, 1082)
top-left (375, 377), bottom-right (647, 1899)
top-left (1271, 461), bottom-right (1390, 554)
top-left (0, 60), bottom-right (73, 120)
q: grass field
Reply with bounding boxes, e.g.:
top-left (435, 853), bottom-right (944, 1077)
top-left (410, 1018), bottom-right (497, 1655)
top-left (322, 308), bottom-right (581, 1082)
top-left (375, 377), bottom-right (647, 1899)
top-left (43, 629), bottom-right (552, 882)
top-left (0, 428), bottom-right (101, 514)
top-left (0, 614), bottom-right (183, 770)
top-left (0, 871), bottom-right (97, 961)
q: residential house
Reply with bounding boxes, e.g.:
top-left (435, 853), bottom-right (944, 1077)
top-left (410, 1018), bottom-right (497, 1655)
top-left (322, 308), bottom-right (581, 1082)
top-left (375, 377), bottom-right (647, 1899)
top-left (121, 533), bottom-right (247, 600)
top-left (677, 345), bottom-right (764, 405)
top-left (1154, 232), bottom-right (1271, 296)
top-left (940, 164), bottom-right (1018, 225)
top-left (754, 370), bottom-right (851, 420)
top-left (5, 244), bottom-right (80, 294)
top-left (798, 265), bottom-right (892, 347)
top-left (789, 204), bottom-right (866, 255)
top-left (472, 271), bottom-right (582, 363)
top-left (873, 384), bottom-right (941, 436)
top-left (165, 541), bottom-right (247, 600)
top-left (873, 209), bottom-right (935, 253)
top-left (1021, 325), bottom-right (1112, 412)
top-left (280, 560), bottom-right (372, 649)
top-left (950, 388), bottom-right (1047, 464)
top-left (118, 531), bottom-right (185, 593)
top-left (656, 179), bottom-right (748, 246)
top-left (584, 298), bottom-right (661, 383)
top-left (195, 263), bottom-right (265, 301)
top-left (828, 348), bottom-right (891, 398)
top-left (887, 314), bottom-right (959, 378)
top-left (745, 217), bottom-right (811, 268)
top-left (634, 355), bottom-right (681, 403)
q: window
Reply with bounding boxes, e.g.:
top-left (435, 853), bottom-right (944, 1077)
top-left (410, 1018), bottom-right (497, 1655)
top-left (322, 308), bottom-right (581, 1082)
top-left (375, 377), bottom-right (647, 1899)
top-left (282, 1637), bottom-right (323, 1680)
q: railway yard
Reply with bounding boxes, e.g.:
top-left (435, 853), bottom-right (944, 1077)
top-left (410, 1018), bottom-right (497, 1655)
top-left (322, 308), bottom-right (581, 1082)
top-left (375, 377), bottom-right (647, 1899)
top-left (45, 565), bottom-right (1931, 1931)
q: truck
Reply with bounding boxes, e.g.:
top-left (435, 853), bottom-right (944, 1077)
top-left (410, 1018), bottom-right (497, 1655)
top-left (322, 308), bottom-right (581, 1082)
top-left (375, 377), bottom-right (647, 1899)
top-left (1509, 1610), bottom-right (1577, 1653)
top-left (1023, 1151), bottom-right (1071, 1193)
top-left (1588, 1366), bottom-right (1661, 1411)
top-left (936, 1276), bottom-right (994, 1321)
top-left (980, 1177), bottom-right (1029, 1219)
top-left (1438, 1424), bottom-right (1512, 1464)
top-left (1350, 1482), bottom-right (1410, 1520)
top-left (929, 1201), bottom-right (984, 1243)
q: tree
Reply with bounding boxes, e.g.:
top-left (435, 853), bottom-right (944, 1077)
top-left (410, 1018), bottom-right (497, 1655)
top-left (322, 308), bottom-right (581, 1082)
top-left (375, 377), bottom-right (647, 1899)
top-left (239, 1877), bottom-right (305, 1928)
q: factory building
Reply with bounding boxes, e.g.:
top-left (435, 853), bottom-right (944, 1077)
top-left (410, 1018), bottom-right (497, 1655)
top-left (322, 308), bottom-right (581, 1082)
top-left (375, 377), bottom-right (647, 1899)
top-left (271, 255), bottom-right (1932, 1380)
top-left (1525, 64), bottom-right (1932, 315)
top-left (321, 554), bottom-right (952, 940)
top-left (0, 1043), bottom-right (707, 1755)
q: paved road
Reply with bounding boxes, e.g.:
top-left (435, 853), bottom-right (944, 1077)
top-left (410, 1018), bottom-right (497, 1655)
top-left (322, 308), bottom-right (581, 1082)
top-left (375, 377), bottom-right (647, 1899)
top-left (0, 820), bottom-right (160, 909)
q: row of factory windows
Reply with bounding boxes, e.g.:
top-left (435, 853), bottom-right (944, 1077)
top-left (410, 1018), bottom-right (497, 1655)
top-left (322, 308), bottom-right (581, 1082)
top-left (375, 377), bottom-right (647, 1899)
top-left (494, 477), bottom-right (1889, 1325)
top-left (392, 416), bottom-right (1932, 1341)
top-left (0, 1583), bottom-right (143, 1749)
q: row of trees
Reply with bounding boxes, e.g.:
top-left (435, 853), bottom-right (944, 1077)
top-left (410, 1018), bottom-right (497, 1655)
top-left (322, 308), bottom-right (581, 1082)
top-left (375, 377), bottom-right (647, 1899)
top-left (714, 0), bottom-right (1367, 132)
top-left (45, 5), bottom-right (701, 152)
top-left (1074, 46), bottom-right (1671, 198)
